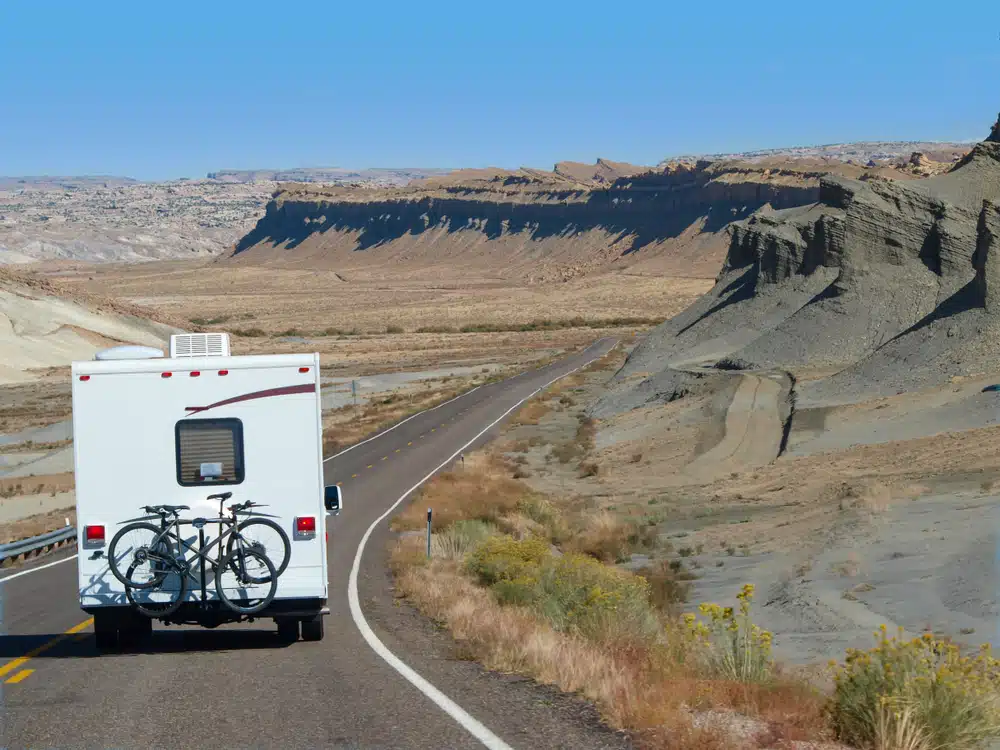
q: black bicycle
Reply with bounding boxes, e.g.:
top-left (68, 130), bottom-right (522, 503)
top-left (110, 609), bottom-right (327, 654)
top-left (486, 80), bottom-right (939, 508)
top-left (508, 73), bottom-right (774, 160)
top-left (108, 493), bottom-right (289, 617)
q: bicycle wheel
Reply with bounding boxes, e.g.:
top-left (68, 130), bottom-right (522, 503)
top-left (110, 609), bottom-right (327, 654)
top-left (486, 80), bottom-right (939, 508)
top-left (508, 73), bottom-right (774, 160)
top-left (225, 518), bottom-right (290, 579)
top-left (108, 522), bottom-right (173, 589)
top-left (215, 547), bottom-right (277, 615)
top-left (125, 560), bottom-right (187, 617)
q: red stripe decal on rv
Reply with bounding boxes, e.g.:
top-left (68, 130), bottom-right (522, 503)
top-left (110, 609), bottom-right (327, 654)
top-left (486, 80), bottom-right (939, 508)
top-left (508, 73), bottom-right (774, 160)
top-left (185, 384), bottom-right (315, 415)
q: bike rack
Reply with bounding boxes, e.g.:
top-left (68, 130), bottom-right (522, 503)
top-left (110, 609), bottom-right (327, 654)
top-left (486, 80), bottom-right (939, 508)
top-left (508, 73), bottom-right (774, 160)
top-left (198, 527), bottom-right (208, 604)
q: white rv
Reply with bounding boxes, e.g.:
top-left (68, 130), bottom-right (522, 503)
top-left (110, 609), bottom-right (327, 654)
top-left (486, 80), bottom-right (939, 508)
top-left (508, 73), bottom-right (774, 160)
top-left (72, 333), bottom-right (340, 648)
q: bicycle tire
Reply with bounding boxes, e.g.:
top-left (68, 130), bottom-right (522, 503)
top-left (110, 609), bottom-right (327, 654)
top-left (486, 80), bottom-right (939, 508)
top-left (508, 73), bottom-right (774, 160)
top-left (125, 560), bottom-right (187, 617)
top-left (215, 547), bottom-right (277, 615)
top-left (225, 518), bottom-right (290, 579)
top-left (108, 522), bottom-right (173, 589)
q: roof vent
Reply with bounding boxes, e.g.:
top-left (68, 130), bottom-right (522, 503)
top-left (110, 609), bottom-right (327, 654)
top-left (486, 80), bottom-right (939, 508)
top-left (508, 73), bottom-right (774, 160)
top-left (95, 345), bottom-right (165, 361)
top-left (170, 333), bottom-right (231, 358)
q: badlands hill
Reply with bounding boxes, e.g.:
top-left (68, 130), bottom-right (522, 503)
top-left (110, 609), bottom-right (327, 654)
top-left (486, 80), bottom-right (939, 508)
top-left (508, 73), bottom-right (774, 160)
top-left (0, 180), bottom-right (272, 264)
top-left (227, 155), bottom-right (931, 282)
top-left (0, 267), bottom-right (181, 384)
top-left (598, 114), bottom-right (1000, 415)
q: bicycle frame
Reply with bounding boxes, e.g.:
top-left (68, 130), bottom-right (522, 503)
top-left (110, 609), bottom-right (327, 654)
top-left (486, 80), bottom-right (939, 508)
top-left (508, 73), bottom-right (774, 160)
top-left (140, 512), bottom-right (252, 584)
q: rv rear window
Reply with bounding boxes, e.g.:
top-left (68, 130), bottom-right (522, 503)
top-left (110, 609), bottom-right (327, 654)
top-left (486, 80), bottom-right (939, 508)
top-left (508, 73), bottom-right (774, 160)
top-left (175, 418), bottom-right (245, 487)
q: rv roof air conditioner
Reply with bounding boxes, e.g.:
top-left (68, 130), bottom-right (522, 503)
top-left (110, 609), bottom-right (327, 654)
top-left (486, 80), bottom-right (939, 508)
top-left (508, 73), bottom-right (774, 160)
top-left (170, 332), bottom-right (231, 358)
top-left (94, 345), bottom-right (165, 361)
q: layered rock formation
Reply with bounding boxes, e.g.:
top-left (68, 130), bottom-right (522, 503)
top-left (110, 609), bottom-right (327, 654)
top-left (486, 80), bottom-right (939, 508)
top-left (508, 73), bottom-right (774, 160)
top-left (598, 115), bottom-right (1000, 414)
top-left (228, 158), bottom-right (917, 281)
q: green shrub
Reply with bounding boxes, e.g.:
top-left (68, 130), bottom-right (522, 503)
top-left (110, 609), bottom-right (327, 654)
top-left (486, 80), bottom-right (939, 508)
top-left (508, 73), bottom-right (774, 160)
top-left (232, 327), bottom-right (267, 337)
top-left (517, 495), bottom-right (557, 527)
top-left (534, 553), bottom-right (656, 640)
top-left (431, 520), bottom-right (498, 561)
top-left (829, 627), bottom-right (1000, 750)
top-left (415, 325), bottom-right (458, 334)
top-left (466, 535), bottom-right (657, 641)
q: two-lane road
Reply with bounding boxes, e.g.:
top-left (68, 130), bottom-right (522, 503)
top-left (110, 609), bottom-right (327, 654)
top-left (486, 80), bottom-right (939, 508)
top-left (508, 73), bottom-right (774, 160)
top-left (0, 338), bottom-right (628, 750)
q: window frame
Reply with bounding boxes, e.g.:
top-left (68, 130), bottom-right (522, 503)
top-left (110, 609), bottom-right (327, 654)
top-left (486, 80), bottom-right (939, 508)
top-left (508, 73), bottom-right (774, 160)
top-left (174, 417), bottom-right (246, 487)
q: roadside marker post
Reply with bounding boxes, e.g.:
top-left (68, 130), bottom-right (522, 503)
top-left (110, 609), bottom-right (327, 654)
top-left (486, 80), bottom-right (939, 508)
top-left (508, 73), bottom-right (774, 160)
top-left (426, 508), bottom-right (432, 559)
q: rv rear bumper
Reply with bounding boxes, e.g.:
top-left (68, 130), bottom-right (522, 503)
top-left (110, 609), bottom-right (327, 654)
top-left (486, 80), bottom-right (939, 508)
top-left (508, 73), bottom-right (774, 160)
top-left (83, 597), bottom-right (329, 628)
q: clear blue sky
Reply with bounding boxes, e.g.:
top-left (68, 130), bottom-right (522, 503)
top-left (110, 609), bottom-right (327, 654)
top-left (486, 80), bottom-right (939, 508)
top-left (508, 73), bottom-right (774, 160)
top-left (1, 0), bottom-right (997, 180)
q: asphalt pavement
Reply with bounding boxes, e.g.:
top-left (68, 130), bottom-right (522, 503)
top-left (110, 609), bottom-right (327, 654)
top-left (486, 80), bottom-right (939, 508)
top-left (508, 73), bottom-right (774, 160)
top-left (0, 338), bottom-right (630, 750)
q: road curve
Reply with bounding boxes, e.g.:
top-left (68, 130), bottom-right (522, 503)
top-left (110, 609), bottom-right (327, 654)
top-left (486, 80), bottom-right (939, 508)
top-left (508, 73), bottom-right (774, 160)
top-left (0, 338), bottom-right (628, 750)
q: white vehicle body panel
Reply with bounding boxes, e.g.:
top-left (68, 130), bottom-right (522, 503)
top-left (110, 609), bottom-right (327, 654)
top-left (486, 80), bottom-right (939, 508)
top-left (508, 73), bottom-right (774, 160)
top-left (72, 352), bottom-right (328, 609)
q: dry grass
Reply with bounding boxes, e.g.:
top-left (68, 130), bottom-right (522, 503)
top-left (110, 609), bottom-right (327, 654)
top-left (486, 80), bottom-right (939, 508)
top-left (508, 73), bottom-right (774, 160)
top-left (567, 511), bottom-right (657, 563)
top-left (0, 438), bottom-right (72, 454)
top-left (391, 453), bottom-right (533, 531)
top-left (0, 472), bottom-right (75, 499)
top-left (392, 546), bottom-right (830, 748)
top-left (512, 399), bottom-right (552, 426)
top-left (0, 381), bottom-right (72, 433)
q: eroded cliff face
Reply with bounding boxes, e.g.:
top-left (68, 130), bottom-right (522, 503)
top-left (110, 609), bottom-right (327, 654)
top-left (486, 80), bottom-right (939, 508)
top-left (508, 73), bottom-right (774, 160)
top-left (595, 116), bottom-right (1000, 415)
top-left (227, 159), bottom-right (909, 281)
top-left (726, 138), bottom-right (1000, 308)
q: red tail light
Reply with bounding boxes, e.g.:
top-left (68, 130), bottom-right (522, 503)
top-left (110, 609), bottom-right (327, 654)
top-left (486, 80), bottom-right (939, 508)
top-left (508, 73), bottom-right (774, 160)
top-left (190, 371), bottom-right (201, 377)
top-left (299, 367), bottom-right (310, 373)
top-left (296, 517), bottom-right (316, 534)
top-left (85, 525), bottom-right (105, 543)
top-left (161, 372), bottom-right (172, 378)
top-left (218, 370), bottom-right (229, 376)
top-left (79, 375), bottom-right (91, 382)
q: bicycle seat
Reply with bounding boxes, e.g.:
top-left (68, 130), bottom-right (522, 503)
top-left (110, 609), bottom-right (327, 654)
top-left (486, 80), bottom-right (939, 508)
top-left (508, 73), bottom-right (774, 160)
top-left (144, 504), bottom-right (190, 515)
top-left (207, 492), bottom-right (233, 502)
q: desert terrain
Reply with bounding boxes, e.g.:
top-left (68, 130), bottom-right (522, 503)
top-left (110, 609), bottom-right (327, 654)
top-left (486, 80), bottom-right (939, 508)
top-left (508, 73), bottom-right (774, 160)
top-left (4, 128), bottom-right (998, 668)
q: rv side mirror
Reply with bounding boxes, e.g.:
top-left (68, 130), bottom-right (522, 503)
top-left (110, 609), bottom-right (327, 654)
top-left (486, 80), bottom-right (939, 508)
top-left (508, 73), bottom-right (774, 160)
top-left (324, 485), bottom-right (342, 514)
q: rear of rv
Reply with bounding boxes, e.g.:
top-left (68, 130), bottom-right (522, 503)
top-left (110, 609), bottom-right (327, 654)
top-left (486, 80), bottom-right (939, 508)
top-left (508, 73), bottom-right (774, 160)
top-left (72, 333), bottom-right (329, 644)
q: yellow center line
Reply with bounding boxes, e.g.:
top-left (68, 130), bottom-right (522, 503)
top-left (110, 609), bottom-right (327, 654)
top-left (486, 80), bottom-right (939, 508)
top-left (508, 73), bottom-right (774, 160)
top-left (336, 481), bottom-right (343, 486)
top-left (0, 618), bottom-right (93, 680)
top-left (351, 473), bottom-right (358, 478)
top-left (394, 449), bottom-right (400, 453)
top-left (381, 456), bottom-right (388, 461)
top-left (407, 441), bottom-right (412, 446)
top-left (367, 464), bottom-right (374, 469)
top-left (431, 428), bottom-right (436, 432)
top-left (6, 668), bottom-right (34, 684)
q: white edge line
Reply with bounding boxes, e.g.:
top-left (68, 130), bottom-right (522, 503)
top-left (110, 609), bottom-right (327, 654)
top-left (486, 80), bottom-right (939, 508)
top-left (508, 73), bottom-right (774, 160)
top-left (346, 347), bottom-right (608, 750)
top-left (324, 385), bottom-right (482, 461)
top-left (0, 552), bottom-right (77, 585)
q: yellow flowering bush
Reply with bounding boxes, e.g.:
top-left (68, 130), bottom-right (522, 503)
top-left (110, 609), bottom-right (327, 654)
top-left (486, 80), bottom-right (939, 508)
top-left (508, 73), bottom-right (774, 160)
top-left (466, 535), bottom-right (550, 587)
top-left (829, 625), bottom-right (1000, 750)
top-left (682, 584), bottom-right (774, 683)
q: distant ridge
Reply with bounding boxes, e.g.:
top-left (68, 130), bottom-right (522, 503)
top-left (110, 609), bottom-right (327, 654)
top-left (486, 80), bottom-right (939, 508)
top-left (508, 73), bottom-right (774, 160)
top-left (661, 140), bottom-right (973, 166)
top-left (206, 167), bottom-right (452, 186)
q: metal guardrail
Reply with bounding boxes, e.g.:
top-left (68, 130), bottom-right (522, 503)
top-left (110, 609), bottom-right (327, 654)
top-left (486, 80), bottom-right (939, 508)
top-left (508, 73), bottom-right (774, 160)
top-left (0, 526), bottom-right (76, 565)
